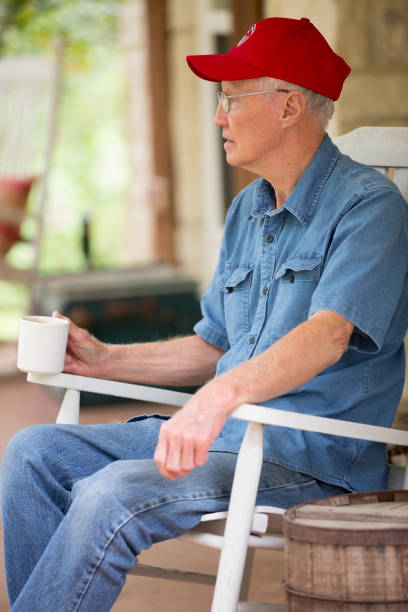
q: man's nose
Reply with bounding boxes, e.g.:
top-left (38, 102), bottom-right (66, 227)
top-left (214, 103), bottom-right (228, 126)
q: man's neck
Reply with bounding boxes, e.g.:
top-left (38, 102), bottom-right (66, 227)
top-left (255, 126), bottom-right (325, 209)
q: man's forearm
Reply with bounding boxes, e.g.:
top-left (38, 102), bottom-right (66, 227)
top-left (210, 310), bottom-right (354, 412)
top-left (153, 310), bottom-right (354, 479)
top-left (99, 335), bottom-right (225, 387)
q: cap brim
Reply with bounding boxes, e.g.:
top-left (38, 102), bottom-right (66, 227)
top-left (186, 53), bottom-right (266, 82)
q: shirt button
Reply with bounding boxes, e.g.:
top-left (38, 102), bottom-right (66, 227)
top-left (266, 234), bottom-right (274, 243)
top-left (288, 274), bottom-right (295, 283)
top-left (249, 336), bottom-right (255, 344)
top-left (262, 287), bottom-right (268, 295)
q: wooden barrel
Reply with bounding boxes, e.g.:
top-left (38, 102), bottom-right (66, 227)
top-left (283, 490), bottom-right (408, 611)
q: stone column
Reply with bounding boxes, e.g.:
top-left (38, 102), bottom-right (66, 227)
top-left (167, 0), bottom-right (204, 282)
top-left (335, 0), bottom-right (408, 134)
top-left (120, 0), bottom-right (154, 263)
top-left (264, 0), bottom-right (408, 135)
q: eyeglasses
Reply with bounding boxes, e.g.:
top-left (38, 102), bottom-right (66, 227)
top-left (217, 89), bottom-right (290, 113)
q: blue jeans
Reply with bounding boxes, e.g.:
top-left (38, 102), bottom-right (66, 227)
top-left (0, 415), bottom-right (346, 611)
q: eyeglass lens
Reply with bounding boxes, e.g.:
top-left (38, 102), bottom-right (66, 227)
top-left (218, 92), bottom-right (229, 113)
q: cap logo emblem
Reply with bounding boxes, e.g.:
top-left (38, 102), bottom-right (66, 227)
top-left (236, 24), bottom-right (256, 47)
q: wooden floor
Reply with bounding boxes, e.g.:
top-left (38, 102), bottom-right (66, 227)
top-left (0, 355), bottom-right (285, 611)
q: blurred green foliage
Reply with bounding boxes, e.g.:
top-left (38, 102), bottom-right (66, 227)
top-left (0, 0), bottom-right (132, 340)
top-left (0, 0), bottom-right (120, 61)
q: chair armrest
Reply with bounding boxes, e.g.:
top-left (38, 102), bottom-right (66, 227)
top-left (28, 372), bottom-right (408, 447)
top-left (231, 403), bottom-right (408, 447)
top-left (27, 372), bottom-right (192, 407)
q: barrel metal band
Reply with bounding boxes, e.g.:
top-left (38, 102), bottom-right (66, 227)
top-left (285, 584), bottom-right (408, 604)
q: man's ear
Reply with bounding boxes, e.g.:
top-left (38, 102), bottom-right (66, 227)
top-left (281, 91), bottom-right (306, 126)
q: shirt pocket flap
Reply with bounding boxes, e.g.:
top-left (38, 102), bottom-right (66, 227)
top-left (275, 254), bottom-right (321, 282)
top-left (217, 265), bottom-right (254, 293)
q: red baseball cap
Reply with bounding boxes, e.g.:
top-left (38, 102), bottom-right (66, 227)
top-left (186, 17), bottom-right (350, 101)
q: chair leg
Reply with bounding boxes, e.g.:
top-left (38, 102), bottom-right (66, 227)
top-left (211, 422), bottom-right (264, 612)
top-left (239, 548), bottom-right (255, 601)
top-left (56, 388), bottom-right (80, 424)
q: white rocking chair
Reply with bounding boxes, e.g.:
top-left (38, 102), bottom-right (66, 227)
top-left (0, 43), bottom-right (63, 303)
top-left (26, 126), bottom-right (408, 611)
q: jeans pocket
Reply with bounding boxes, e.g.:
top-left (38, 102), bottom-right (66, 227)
top-left (125, 414), bottom-right (171, 424)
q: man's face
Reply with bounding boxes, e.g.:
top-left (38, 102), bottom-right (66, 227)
top-left (214, 80), bottom-right (287, 172)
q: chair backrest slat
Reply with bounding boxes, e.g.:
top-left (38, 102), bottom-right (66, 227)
top-left (334, 127), bottom-right (408, 203)
top-left (334, 126), bottom-right (408, 168)
top-left (0, 54), bottom-right (57, 176)
top-left (394, 167), bottom-right (408, 200)
top-left (373, 166), bottom-right (387, 175)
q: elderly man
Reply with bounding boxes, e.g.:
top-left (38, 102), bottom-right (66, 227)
top-left (1, 16), bottom-right (407, 612)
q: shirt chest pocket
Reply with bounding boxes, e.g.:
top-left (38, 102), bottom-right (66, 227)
top-left (267, 254), bottom-right (321, 340)
top-left (217, 264), bottom-right (254, 344)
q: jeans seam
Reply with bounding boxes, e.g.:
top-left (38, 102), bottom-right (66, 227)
top-left (261, 457), bottom-right (348, 490)
top-left (70, 492), bottom-right (232, 611)
top-left (257, 478), bottom-right (317, 492)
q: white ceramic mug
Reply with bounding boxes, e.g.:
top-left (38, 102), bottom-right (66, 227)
top-left (17, 315), bottom-right (69, 374)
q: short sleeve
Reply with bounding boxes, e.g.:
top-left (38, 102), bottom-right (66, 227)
top-left (309, 188), bottom-right (408, 353)
top-left (193, 266), bottom-right (230, 351)
top-left (193, 213), bottom-right (232, 352)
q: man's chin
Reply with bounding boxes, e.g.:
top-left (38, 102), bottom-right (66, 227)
top-left (225, 152), bottom-right (241, 167)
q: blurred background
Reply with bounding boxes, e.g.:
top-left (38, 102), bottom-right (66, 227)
top-left (0, 0), bottom-right (407, 345)
top-left (0, 0), bottom-right (407, 610)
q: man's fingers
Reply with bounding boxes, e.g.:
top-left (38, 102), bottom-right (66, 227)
top-left (53, 310), bottom-right (70, 323)
top-left (158, 428), bottom-right (195, 477)
top-left (53, 311), bottom-right (82, 338)
top-left (178, 432), bottom-right (197, 475)
top-left (154, 429), bottom-right (179, 479)
top-left (153, 398), bottom-right (226, 480)
top-left (164, 430), bottom-right (182, 475)
top-left (194, 435), bottom-right (210, 467)
top-left (154, 429), bottom-right (168, 469)
top-left (63, 353), bottom-right (77, 373)
top-left (154, 421), bottom-right (207, 479)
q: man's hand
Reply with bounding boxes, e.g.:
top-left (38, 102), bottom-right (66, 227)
top-left (52, 311), bottom-right (109, 378)
top-left (154, 381), bottom-right (235, 480)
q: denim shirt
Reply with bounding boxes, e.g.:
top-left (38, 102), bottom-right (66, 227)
top-left (194, 134), bottom-right (408, 492)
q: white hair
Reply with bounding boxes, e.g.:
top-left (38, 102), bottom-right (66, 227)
top-left (235, 76), bottom-right (335, 130)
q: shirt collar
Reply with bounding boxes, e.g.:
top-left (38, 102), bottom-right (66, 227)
top-left (250, 134), bottom-right (340, 224)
